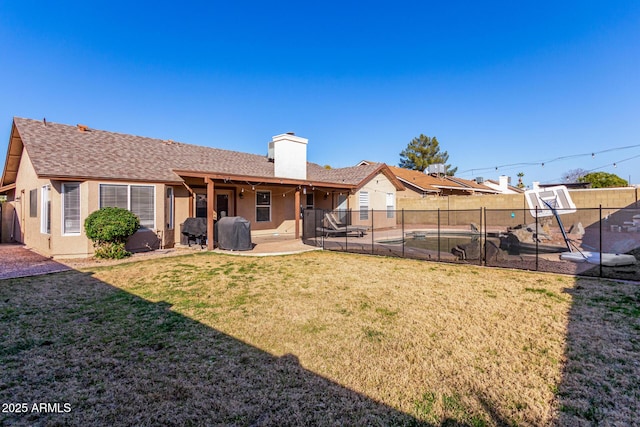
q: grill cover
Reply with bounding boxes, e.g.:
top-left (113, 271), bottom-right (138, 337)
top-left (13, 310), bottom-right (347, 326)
top-left (215, 216), bottom-right (252, 251)
top-left (182, 218), bottom-right (208, 238)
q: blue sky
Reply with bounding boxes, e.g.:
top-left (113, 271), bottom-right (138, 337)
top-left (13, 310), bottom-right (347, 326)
top-left (1, 1), bottom-right (639, 186)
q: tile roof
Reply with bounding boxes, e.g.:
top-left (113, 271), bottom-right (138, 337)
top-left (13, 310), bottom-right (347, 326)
top-left (388, 166), bottom-right (498, 193)
top-left (10, 117), bottom-right (383, 187)
top-left (446, 176), bottom-right (499, 193)
top-left (388, 166), bottom-right (445, 192)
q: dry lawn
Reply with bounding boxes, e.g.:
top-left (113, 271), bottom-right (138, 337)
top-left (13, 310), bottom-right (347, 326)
top-left (1, 251), bottom-right (638, 426)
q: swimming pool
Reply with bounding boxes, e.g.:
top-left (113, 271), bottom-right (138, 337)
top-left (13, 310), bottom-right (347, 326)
top-left (377, 231), bottom-right (491, 253)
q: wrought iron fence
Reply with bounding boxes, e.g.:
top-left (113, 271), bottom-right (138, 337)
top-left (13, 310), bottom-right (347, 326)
top-left (303, 206), bottom-right (640, 281)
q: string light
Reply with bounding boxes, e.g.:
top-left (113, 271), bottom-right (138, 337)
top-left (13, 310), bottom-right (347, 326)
top-left (459, 143), bottom-right (640, 175)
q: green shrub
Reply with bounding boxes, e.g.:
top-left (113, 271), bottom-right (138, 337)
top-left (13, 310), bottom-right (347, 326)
top-left (93, 242), bottom-right (131, 259)
top-left (84, 207), bottom-right (140, 258)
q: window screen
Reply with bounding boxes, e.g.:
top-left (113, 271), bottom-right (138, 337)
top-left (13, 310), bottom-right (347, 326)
top-left (99, 184), bottom-right (155, 229)
top-left (131, 185), bottom-right (155, 229)
top-left (63, 183), bottom-right (81, 234)
top-left (386, 192), bottom-right (395, 219)
top-left (100, 184), bottom-right (128, 209)
top-left (29, 189), bottom-right (37, 218)
top-left (359, 191), bottom-right (369, 220)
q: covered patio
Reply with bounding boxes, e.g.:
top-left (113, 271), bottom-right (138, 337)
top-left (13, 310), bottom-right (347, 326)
top-left (174, 171), bottom-right (354, 250)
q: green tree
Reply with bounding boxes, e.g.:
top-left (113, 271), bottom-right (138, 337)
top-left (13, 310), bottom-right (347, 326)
top-left (516, 172), bottom-right (525, 189)
top-left (578, 172), bottom-right (628, 188)
top-left (399, 134), bottom-right (457, 175)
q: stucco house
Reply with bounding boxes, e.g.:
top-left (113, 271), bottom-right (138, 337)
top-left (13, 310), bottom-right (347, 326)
top-left (0, 118), bottom-right (402, 258)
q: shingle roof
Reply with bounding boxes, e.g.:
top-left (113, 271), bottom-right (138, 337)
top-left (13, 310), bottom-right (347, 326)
top-left (10, 117), bottom-right (383, 187)
top-left (308, 163), bottom-right (382, 185)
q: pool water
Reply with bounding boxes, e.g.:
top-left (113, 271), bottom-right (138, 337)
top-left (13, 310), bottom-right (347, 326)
top-left (378, 234), bottom-right (500, 254)
top-left (405, 236), bottom-right (484, 253)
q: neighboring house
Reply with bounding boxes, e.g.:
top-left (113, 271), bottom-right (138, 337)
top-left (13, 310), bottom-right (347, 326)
top-left (480, 176), bottom-right (524, 194)
top-left (445, 176), bottom-right (499, 195)
top-left (389, 166), bottom-right (498, 197)
top-left (0, 118), bottom-right (402, 257)
top-left (388, 166), bottom-right (441, 198)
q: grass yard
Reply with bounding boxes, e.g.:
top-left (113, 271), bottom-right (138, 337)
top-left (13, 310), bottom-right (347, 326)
top-left (1, 251), bottom-right (638, 426)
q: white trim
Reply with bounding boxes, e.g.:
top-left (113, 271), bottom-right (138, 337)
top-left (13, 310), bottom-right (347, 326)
top-left (40, 185), bottom-right (51, 234)
top-left (61, 182), bottom-right (81, 235)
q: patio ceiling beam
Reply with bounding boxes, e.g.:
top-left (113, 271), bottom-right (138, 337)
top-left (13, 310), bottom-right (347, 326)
top-left (173, 170), bottom-right (354, 189)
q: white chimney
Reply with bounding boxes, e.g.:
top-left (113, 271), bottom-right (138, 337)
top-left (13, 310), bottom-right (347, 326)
top-left (499, 175), bottom-right (510, 190)
top-left (270, 132), bottom-right (308, 180)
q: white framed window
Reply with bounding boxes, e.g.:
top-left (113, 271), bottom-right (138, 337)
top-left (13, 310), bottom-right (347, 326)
top-left (99, 184), bottom-right (128, 209)
top-left (256, 190), bottom-right (271, 222)
top-left (131, 186), bottom-right (155, 229)
top-left (41, 185), bottom-right (51, 234)
top-left (359, 191), bottom-right (369, 220)
top-left (62, 183), bottom-right (81, 235)
top-left (386, 192), bottom-right (395, 219)
top-left (166, 187), bottom-right (174, 230)
top-left (100, 184), bottom-right (155, 229)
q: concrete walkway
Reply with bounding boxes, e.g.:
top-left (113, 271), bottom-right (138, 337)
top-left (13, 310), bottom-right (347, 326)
top-left (1, 238), bottom-right (320, 279)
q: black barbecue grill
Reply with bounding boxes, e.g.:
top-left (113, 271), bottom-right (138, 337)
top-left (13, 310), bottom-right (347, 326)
top-left (181, 217), bottom-right (208, 248)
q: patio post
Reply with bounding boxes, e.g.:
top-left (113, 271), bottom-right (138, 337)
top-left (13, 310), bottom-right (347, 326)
top-left (206, 177), bottom-right (215, 251)
top-left (295, 188), bottom-right (301, 239)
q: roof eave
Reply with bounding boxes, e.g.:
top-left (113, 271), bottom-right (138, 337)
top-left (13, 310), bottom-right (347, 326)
top-left (174, 169), bottom-right (356, 189)
top-left (0, 182), bottom-right (16, 194)
top-left (354, 164), bottom-right (405, 191)
top-left (0, 120), bottom-right (22, 188)
top-left (37, 174), bottom-right (185, 185)
top-left (396, 176), bottom-right (439, 193)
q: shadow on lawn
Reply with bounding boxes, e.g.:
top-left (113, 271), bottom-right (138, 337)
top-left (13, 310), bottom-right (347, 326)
top-left (0, 270), bottom-right (511, 427)
top-left (555, 277), bottom-right (640, 425)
